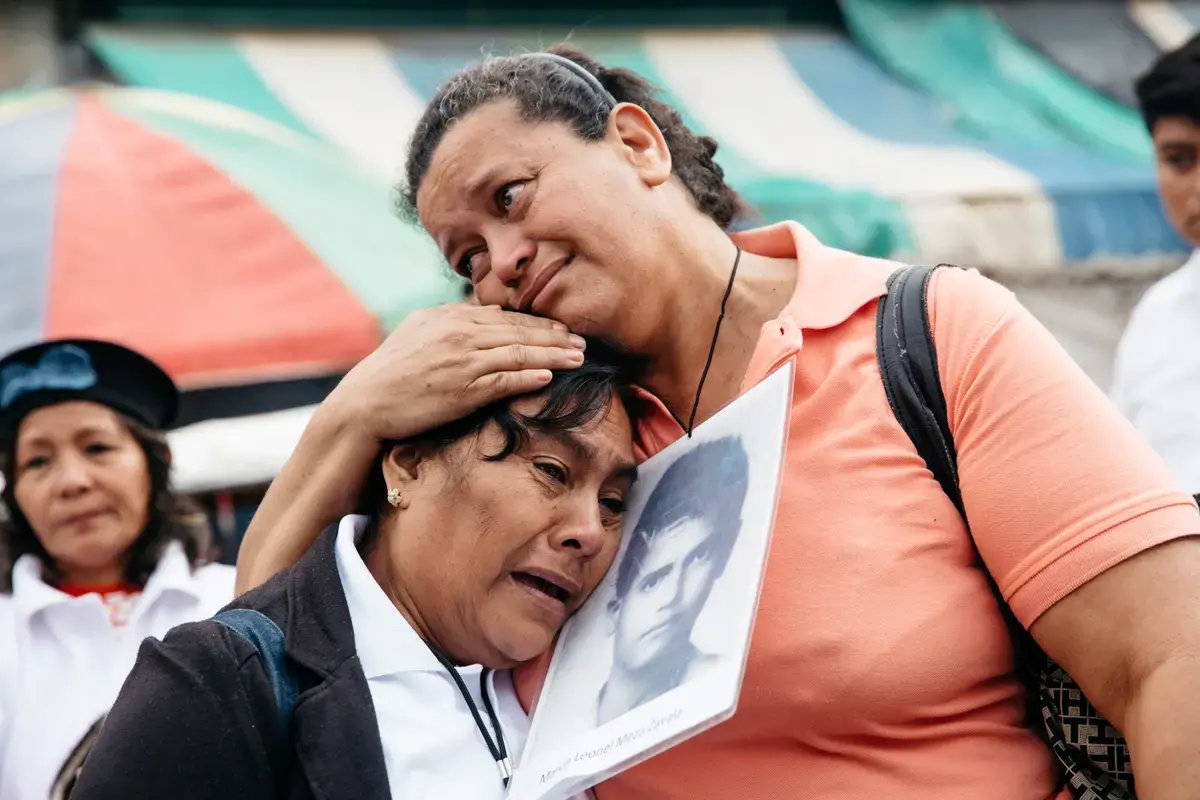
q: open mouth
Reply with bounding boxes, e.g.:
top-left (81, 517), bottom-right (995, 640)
top-left (512, 572), bottom-right (571, 604)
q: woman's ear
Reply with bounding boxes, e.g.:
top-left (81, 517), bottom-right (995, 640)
top-left (610, 102), bottom-right (672, 188)
top-left (382, 444), bottom-right (426, 506)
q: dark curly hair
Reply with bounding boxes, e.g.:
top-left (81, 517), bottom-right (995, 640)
top-left (399, 44), bottom-right (748, 231)
top-left (356, 340), bottom-right (643, 551)
top-left (0, 414), bottom-right (215, 593)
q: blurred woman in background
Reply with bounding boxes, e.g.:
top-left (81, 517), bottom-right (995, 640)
top-left (0, 338), bottom-right (235, 800)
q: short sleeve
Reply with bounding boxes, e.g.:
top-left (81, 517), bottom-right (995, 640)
top-left (929, 267), bottom-right (1200, 627)
top-left (69, 621), bottom-right (279, 799)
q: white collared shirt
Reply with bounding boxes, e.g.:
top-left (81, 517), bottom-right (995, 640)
top-left (0, 544), bottom-right (234, 800)
top-left (335, 515), bottom-right (585, 799)
top-left (1111, 250), bottom-right (1200, 492)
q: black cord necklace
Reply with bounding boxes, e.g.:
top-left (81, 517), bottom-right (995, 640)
top-left (415, 245), bottom-right (742, 785)
top-left (426, 645), bottom-right (512, 787)
top-left (669, 245), bottom-right (742, 437)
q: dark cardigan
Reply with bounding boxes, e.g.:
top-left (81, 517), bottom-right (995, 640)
top-left (70, 524), bottom-right (392, 799)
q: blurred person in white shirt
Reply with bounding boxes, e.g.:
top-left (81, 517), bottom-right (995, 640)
top-left (1112, 34), bottom-right (1200, 491)
top-left (0, 338), bottom-right (234, 800)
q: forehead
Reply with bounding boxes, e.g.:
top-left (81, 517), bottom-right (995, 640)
top-left (508, 391), bottom-right (635, 469)
top-left (1153, 115), bottom-right (1200, 146)
top-left (638, 518), bottom-right (713, 569)
top-left (417, 101), bottom-right (581, 228)
top-left (17, 401), bottom-right (125, 445)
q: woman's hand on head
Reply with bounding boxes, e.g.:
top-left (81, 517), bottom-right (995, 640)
top-left (236, 303), bottom-right (583, 594)
top-left (326, 303), bottom-right (586, 442)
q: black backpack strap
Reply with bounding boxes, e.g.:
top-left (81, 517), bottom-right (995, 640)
top-left (876, 264), bottom-right (964, 517)
top-left (876, 264), bottom-right (1047, 724)
top-left (212, 608), bottom-right (298, 740)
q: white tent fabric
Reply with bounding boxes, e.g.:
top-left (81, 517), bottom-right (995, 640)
top-left (167, 404), bottom-right (317, 494)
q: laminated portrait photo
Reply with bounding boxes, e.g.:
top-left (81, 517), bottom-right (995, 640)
top-left (506, 358), bottom-right (795, 800)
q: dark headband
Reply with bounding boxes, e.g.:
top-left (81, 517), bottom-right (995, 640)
top-left (522, 52), bottom-right (617, 107)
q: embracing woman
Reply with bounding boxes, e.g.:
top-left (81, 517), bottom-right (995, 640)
top-left (237, 47), bottom-right (1200, 800)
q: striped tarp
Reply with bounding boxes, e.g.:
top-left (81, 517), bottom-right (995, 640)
top-left (87, 7), bottom-right (1195, 271)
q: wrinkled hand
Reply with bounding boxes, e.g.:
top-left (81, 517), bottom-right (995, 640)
top-left (326, 303), bottom-right (585, 442)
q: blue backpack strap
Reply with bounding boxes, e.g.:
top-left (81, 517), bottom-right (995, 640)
top-left (212, 609), bottom-right (298, 737)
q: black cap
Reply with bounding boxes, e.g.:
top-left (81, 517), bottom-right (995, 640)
top-left (0, 339), bottom-right (179, 437)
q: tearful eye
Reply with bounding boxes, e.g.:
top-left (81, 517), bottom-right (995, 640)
top-left (496, 182), bottom-right (525, 212)
top-left (600, 496), bottom-right (626, 515)
top-left (536, 462), bottom-right (568, 484)
top-left (456, 249), bottom-right (484, 280)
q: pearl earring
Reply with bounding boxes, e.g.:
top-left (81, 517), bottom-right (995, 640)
top-left (386, 487), bottom-right (401, 508)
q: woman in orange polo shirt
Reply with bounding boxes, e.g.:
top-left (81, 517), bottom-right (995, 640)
top-left (236, 48), bottom-right (1200, 799)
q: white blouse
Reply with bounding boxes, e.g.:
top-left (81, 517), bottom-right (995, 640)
top-left (334, 515), bottom-right (588, 799)
top-left (0, 545), bottom-right (235, 800)
top-left (1111, 248), bottom-right (1200, 492)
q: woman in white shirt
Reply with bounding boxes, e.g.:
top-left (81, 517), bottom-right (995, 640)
top-left (0, 338), bottom-right (235, 800)
top-left (70, 347), bottom-right (637, 799)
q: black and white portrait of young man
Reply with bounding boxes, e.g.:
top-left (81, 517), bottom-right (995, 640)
top-left (595, 435), bottom-right (750, 726)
